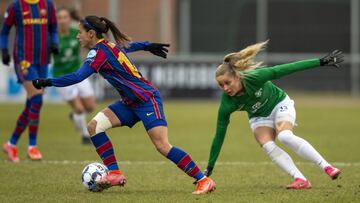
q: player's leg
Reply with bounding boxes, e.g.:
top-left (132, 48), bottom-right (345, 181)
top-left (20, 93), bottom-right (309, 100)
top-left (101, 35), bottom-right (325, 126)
top-left (251, 120), bottom-right (310, 189)
top-left (139, 93), bottom-right (215, 194)
top-left (6, 99), bottom-right (31, 146)
top-left (254, 126), bottom-right (311, 189)
top-left (274, 97), bottom-right (341, 180)
top-left (23, 81), bottom-right (44, 160)
top-left (24, 64), bottom-right (49, 160)
top-left (78, 78), bottom-right (96, 113)
top-left (58, 84), bottom-right (91, 143)
top-left (76, 79), bottom-right (96, 143)
top-left (87, 108), bottom-right (121, 171)
top-left (81, 96), bottom-right (95, 112)
top-left (88, 102), bottom-right (138, 190)
top-left (3, 63), bottom-right (32, 162)
top-left (70, 97), bottom-right (94, 144)
top-left (3, 98), bottom-right (31, 162)
top-left (3, 63), bottom-right (44, 162)
top-left (276, 124), bottom-right (341, 180)
top-left (147, 126), bottom-right (216, 194)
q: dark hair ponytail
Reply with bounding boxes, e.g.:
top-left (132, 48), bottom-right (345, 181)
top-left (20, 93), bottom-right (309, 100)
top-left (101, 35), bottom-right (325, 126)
top-left (99, 17), bottom-right (131, 46)
top-left (80, 15), bottom-right (131, 47)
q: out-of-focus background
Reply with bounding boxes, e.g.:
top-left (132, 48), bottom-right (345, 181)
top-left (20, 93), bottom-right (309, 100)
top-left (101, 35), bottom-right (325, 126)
top-left (0, 0), bottom-right (359, 101)
top-left (0, 1), bottom-right (360, 202)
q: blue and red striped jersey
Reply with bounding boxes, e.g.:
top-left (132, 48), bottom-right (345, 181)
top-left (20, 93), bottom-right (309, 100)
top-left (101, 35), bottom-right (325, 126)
top-left (0, 0), bottom-right (58, 65)
top-left (86, 39), bottom-right (158, 106)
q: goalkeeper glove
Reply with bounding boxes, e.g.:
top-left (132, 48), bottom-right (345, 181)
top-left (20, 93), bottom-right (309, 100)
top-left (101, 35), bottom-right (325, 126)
top-left (145, 43), bottom-right (170, 59)
top-left (32, 78), bottom-right (52, 89)
top-left (2, 49), bottom-right (10, 65)
top-left (320, 50), bottom-right (344, 68)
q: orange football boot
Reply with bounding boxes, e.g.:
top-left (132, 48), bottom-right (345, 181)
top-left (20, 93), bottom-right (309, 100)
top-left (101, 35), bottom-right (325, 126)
top-left (27, 146), bottom-right (42, 160)
top-left (96, 170), bottom-right (126, 191)
top-left (3, 143), bottom-right (20, 163)
top-left (192, 177), bottom-right (216, 195)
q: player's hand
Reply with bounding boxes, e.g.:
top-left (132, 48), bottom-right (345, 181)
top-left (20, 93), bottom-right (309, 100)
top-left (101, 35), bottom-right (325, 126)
top-left (320, 50), bottom-right (344, 68)
top-left (2, 49), bottom-right (11, 65)
top-left (204, 166), bottom-right (213, 177)
top-left (145, 43), bottom-right (170, 59)
top-left (32, 78), bottom-right (52, 89)
top-left (50, 43), bottom-right (59, 55)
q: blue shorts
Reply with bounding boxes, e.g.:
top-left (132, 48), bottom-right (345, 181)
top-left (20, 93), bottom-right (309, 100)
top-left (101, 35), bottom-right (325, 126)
top-left (108, 92), bottom-right (167, 131)
top-left (14, 63), bottom-right (48, 83)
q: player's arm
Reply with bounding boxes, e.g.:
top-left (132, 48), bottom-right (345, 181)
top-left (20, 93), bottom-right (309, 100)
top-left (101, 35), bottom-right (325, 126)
top-left (1, 3), bottom-right (15, 65)
top-left (32, 62), bottom-right (95, 89)
top-left (205, 94), bottom-right (237, 176)
top-left (48, 0), bottom-right (59, 55)
top-left (244, 50), bottom-right (344, 84)
top-left (123, 41), bottom-right (151, 53)
top-left (123, 41), bottom-right (170, 58)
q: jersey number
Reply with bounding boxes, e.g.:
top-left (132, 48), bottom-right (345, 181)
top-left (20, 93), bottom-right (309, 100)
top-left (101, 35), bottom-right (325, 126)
top-left (117, 52), bottom-right (141, 78)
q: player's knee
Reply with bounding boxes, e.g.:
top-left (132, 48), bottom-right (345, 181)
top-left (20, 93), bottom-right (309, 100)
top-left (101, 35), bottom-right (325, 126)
top-left (87, 120), bottom-right (97, 136)
top-left (85, 106), bottom-right (95, 113)
top-left (277, 129), bottom-right (293, 144)
top-left (88, 112), bottom-right (112, 136)
top-left (275, 120), bottom-right (294, 134)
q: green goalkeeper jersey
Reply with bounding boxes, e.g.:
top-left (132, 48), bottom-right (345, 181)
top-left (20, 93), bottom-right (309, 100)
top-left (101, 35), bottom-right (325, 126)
top-left (207, 58), bottom-right (321, 168)
top-left (53, 27), bottom-right (81, 77)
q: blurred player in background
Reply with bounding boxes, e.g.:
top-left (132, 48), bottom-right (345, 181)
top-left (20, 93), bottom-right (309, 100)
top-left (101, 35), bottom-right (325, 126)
top-left (32, 15), bottom-right (216, 194)
top-left (54, 7), bottom-right (95, 144)
top-left (204, 41), bottom-right (342, 189)
top-left (1, 0), bottom-right (58, 162)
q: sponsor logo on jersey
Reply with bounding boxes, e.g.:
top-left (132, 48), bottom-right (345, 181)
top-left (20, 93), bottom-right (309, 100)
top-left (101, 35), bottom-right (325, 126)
top-left (87, 50), bottom-right (97, 59)
top-left (20, 60), bottom-right (31, 75)
top-left (23, 18), bottom-right (48, 25)
top-left (4, 11), bottom-right (9, 18)
top-left (254, 88), bottom-right (262, 98)
top-left (251, 99), bottom-right (269, 113)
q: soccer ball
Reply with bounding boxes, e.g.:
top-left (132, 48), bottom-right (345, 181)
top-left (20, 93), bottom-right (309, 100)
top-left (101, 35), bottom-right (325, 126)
top-left (81, 162), bottom-right (108, 192)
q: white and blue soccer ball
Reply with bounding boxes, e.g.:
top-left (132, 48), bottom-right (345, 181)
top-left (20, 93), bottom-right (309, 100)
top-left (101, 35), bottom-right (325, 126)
top-left (81, 162), bottom-right (109, 192)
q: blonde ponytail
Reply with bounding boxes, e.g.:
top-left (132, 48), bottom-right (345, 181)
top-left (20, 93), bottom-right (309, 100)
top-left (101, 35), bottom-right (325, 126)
top-left (216, 40), bottom-right (268, 77)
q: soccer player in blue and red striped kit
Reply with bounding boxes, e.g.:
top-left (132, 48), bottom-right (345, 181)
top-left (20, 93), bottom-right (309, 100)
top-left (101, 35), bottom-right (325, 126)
top-left (32, 15), bottom-right (215, 194)
top-left (1, 0), bottom-right (58, 162)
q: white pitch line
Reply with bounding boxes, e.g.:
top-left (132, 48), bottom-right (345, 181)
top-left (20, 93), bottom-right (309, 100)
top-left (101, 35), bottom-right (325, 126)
top-left (2, 160), bottom-right (360, 166)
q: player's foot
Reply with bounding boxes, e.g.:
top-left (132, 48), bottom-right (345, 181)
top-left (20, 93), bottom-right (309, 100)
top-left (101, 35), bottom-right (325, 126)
top-left (82, 136), bottom-right (92, 145)
top-left (27, 146), bottom-right (42, 160)
top-left (96, 170), bottom-right (126, 191)
top-left (192, 177), bottom-right (216, 195)
top-left (3, 143), bottom-right (20, 163)
top-left (324, 166), bottom-right (341, 180)
top-left (286, 178), bottom-right (311, 189)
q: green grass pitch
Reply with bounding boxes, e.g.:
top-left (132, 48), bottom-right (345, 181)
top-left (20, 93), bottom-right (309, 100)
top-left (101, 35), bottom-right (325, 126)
top-left (0, 95), bottom-right (359, 202)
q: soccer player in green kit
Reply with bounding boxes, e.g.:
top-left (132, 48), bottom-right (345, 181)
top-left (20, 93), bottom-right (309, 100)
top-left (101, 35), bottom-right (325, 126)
top-left (204, 41), bottom-right (343, 189)
top-left (53, 8), bottom-right (95, 144)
